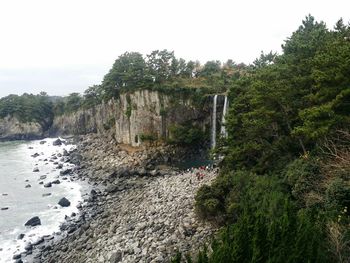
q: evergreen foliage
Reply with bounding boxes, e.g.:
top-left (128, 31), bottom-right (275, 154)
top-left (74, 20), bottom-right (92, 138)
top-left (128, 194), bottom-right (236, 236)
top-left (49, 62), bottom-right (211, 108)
top-left (194, 15), bottom-right (350, 263)
top-left (0, 92), bottom-right (53, 129)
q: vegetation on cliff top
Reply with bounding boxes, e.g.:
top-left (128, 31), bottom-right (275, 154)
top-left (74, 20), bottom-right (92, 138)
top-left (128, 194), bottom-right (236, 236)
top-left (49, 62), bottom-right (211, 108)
top-left (192, 15), bottom-right (350, 263)
top-left (0, 92), bottom-right (54, 129)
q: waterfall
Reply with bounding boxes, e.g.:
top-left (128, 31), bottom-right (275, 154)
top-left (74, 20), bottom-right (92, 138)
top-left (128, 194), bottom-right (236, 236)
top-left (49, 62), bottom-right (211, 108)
top-left (211, 95), bottom-right (218, 149)
top-left (220, 96), bottom-right (228, 138)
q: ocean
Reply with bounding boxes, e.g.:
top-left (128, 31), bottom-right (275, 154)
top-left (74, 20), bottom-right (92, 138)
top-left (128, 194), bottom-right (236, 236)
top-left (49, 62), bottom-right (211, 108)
top-left (0, 138), bottom-right (84, 262)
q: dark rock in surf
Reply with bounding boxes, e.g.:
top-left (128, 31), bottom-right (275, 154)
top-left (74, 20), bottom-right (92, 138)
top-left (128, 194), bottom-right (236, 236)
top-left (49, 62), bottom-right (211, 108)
top-left (44, 182), bottom-right (52, 188)
top-left (60, 169), bottom-right (72, 175)
top-left (24, 243), bottom-right (33, 251)
top-left (25, 216), bottom-right (41, 227)
top-left (53, 139), bottom-right (63, 146)
top-left (58, 197), bottom-right (71, 207)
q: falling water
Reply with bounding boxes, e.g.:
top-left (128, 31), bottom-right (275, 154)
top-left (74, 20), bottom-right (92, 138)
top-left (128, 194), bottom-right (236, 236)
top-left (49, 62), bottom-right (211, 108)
top-left (220, 96), bottom-right (229, 138)
top-left (211, 95), bottom-right (218, 149)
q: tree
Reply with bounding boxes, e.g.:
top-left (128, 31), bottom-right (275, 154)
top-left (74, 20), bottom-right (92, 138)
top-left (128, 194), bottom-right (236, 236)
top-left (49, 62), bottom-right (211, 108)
top-left (101, 52), bottom-right (149, 99)
top-left (146, 49), bottom-right (175, 83)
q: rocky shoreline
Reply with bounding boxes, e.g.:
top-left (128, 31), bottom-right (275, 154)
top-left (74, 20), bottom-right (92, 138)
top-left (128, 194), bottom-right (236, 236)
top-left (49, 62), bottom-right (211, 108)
top-left (18, 134), bottom-right (217, 263)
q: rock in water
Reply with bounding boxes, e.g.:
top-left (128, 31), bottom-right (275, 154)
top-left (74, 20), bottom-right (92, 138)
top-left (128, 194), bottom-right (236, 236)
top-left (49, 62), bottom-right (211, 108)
top-left (44, 182), bottom-right (52, 188)
top-left (25, 216), bottom-right (41, 227)
top-left (60, 168), bottom-right (72, 175)
top-left (51, 179), bottom-right (60, 184)
top-left (53, 139), bottom-right (63, 146)
top-left (17, 233), bottom-right (25, 240)
top-left (58, 197), bottom-right (71, 207)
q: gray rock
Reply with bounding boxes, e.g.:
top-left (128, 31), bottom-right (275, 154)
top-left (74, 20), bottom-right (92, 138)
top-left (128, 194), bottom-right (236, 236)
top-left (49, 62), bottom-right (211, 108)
top-left (106, 184), bottom-right (119, 193)
top-left (25, 216), bottom-right (41, 227)
top-left (24, 243), bottom-right (33, 251)
top-left (60, 168), bottom-right (72, 175)
top-left (110, 251), bottom-right (122, 263)
top-left (53, 139), bottom-right (63, 146)
top-left (58, 197), bottom-right (71, 207)
top-left (44, 182), bottom-right (52, 188)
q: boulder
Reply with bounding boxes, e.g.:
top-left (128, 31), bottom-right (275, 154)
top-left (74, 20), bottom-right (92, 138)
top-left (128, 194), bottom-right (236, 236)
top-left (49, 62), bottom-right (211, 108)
top-left (44, 182), bottom-right (52, 188)
top-left (60, 169), bottom-right (72, 175)
top-left (33, 168), bottom-right (39, 172)
top-left (25, 216), bottom-right (41, 227)
top-left (110, 251), bottom-right (122, 263)
top-left (53, 139), bottom-right (63, 146)
top-left (58, 197), bottom-right (71, 207)
top-left (51, 179), bottom-right (60, 184)
top-left (39, 141), bottom-right (46, 144)
top-left (106, 184), bottom-right (119, 193)
top-left (17, 233), bottom-right (25, 240)
top-left (24, 243), bottom-right (33, 251)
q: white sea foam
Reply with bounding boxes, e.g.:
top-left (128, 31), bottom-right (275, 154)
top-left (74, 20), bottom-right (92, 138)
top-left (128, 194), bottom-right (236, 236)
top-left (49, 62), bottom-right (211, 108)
top-left (0, 138), bottom-right (85, 263)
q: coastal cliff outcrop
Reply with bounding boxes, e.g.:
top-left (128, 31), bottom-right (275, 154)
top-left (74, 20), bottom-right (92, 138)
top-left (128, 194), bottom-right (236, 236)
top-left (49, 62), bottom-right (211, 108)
top-left (0, 116), bottom-right (43, 140)
top-left (51, 89), bottom-right (226, 147)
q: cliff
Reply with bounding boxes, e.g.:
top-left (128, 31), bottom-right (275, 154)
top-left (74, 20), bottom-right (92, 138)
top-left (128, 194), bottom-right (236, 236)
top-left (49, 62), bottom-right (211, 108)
top-left (0, 116), bottom-right (43, 140)
top-left (51, 89), bottom-right (226, 147)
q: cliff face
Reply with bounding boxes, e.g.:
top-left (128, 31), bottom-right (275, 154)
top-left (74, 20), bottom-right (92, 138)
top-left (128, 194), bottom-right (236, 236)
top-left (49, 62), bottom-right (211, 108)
top-left (51, 100), bottom-right (117, 136)
top-left (51, 89), bottom-right (225, 147)
top-left (0, 116), bottom-right (43, 140)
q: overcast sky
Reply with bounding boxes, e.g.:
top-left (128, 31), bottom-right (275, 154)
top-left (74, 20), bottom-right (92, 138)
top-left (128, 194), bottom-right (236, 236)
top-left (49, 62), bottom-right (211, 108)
top-left (0, 0), bottom-right (349, 98)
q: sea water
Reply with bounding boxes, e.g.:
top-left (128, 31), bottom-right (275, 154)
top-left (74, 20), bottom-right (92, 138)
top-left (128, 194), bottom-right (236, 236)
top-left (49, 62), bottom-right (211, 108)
top-left (0, 138), bottom-right (84, 262)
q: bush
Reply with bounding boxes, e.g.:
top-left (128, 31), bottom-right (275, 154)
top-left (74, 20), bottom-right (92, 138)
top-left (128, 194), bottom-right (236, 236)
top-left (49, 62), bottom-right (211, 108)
top-left (284, 158), bottom-right (321, 206)
top-left (326, 178), bottom-right (350, 213)
top-left (168, 122), bottom-right (206, 146)
top-left (195, 193), bottom-right (331, 263)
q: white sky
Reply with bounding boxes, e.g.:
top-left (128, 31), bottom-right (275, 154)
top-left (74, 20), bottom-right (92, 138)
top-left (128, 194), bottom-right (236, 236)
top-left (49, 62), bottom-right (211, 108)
top-left (0, 0), bottom-right (349, 97)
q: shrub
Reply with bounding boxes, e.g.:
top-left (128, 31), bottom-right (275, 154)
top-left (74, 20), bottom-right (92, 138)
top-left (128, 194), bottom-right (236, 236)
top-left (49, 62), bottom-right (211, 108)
top-left (168, 122), bottom-right (206, 146)
top-left (326, 178), bottom-right (350, 212)
top-left (284, 157), bottom-right (321, 206)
